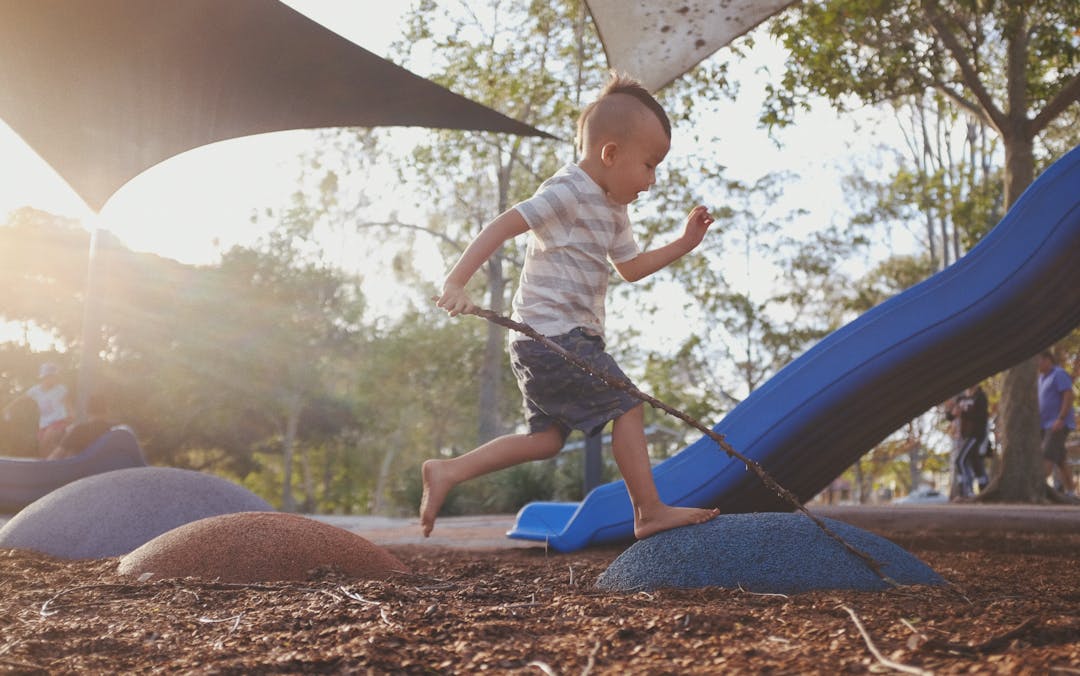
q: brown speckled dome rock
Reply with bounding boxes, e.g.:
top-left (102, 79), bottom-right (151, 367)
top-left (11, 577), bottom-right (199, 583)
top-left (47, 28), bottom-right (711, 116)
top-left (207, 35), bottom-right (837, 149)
top-left (118, 512), bottom-right (409, 583)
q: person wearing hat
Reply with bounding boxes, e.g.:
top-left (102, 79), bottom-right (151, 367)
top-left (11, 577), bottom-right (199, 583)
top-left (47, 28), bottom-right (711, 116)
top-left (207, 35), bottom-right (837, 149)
top-left (1, 362), bottom-right (74, 457)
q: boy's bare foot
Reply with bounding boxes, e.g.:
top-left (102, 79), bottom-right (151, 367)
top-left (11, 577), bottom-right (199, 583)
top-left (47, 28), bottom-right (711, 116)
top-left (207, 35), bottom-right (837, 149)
top-left (419, 459), bottom-right (454, 537)
top-left (634, 504), bottom-right (720, 540)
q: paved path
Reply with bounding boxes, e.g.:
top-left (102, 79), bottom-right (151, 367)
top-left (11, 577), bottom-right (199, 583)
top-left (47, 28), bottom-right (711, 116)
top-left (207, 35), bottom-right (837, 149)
top-left (314, 513), bottom-right (530, 549)
top-left (319, 503), bottom-right (1080, 549)
top-left (5, 504), bottom-right (1077, 551)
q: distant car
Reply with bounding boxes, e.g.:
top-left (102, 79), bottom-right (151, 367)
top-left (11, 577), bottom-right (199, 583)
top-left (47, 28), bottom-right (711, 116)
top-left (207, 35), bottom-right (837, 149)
top-left (894, 486), bottom-right (949, 504)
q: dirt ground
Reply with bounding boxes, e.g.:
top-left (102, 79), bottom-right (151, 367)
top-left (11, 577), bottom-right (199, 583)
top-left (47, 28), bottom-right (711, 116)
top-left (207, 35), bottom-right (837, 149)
top-left (1, 511), bottom-right (1078, 675)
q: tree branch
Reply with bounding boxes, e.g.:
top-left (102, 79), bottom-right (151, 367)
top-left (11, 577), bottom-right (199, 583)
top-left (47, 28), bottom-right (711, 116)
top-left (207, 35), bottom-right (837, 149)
top-left (931, 80), bottom-right (993, 126)
top-left (1031, 72), bottom-right (1080, 136)
top-left (920, 0), bottom-right (1006, 134)
top-left (352, 220), bottom-right (464, 254)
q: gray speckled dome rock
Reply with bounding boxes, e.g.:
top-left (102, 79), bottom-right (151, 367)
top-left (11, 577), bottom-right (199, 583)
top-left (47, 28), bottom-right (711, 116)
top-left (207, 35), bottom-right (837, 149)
top-left (0, 467), bottom-right (273, 559)
top-left (596, 512), bottom-right (944, 594)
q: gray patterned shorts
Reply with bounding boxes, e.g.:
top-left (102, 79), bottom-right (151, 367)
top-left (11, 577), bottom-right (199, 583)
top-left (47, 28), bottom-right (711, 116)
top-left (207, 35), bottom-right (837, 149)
top-left (509, 328), bottom-right (641, 439)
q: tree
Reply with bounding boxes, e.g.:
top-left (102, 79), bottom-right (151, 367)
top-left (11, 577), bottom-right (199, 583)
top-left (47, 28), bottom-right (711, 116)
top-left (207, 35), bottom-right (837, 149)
top-left (767, 0), bottom-right (1080, 501)
top-left (351, 310), bottom-right (506, 514)
top-left (633, 168), bottom-right (842, 415)
top-left (320, 2), bottom-right (762, 459)
top-left (207, 214), bottom-right (366, 511)
top-left (844, 95), bottom-right (1003, 273)
top-left (0, 208), bottom-right (97, 347)
top-left (378, 0), bottom-right (606, 445)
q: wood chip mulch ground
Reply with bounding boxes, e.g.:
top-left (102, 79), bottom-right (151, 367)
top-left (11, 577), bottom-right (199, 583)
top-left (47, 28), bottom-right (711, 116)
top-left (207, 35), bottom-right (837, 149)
top-left (1, 531), bottom-right (1078, 674)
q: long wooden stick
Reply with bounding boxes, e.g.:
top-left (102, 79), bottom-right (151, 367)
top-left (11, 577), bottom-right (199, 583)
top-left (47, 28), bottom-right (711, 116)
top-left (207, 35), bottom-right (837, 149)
top-left (464, 306), bottom-right (895, 585)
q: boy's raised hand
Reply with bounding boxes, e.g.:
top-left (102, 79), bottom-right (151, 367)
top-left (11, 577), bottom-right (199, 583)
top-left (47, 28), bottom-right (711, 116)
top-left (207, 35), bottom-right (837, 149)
top-left (436, 283), bottom-right (476, 317)
top-left (681, 205), bottom-right (714, 250)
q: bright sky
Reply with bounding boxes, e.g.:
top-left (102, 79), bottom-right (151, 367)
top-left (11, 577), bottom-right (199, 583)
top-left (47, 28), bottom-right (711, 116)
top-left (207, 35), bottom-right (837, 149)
top-left (0, 2), bottom-right (908, 346)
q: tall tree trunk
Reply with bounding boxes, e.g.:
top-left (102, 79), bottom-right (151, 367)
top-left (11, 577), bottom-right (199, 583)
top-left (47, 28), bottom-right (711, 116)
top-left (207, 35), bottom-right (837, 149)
top-left (321, 447), bottom-right (337, 513)
top-left (983, 69), bottom-right (1043, 501)
top-left (280, 393), bottom-right (302, 512)
top-left (853, 460), bottom-right (865, 504)
top-left (476, 158), bottom-right (517, 445)
top-left (477, 252), bottom-right (507, 443)
top-left (300, 445), bottom-right (315, 513)
top-left (976, 3), bottom-right (1049, 503)
top-left (986, 357), bottom-right (1047, 500)
top-left (373, 431), bottom-right (399, 515)
top-left (908, 436), bottom-right (922, 491)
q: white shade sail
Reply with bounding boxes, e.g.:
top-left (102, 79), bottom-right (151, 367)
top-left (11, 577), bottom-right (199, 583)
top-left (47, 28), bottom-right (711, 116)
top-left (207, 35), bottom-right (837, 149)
top-left (586, 0), bottom-right (797, 92)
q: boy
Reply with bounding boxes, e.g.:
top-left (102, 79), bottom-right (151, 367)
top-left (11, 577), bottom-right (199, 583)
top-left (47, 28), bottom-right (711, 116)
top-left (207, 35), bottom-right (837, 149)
top-left (425, 73), bottom-right (719, 539)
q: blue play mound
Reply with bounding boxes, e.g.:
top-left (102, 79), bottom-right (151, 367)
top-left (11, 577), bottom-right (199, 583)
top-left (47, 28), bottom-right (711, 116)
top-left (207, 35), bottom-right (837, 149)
top-left (595, 513), bottom-right (944, 593)
top-left (510, 143), bottom-right (1080, 552)
top-left (0, 426), bottom-right (147, 513)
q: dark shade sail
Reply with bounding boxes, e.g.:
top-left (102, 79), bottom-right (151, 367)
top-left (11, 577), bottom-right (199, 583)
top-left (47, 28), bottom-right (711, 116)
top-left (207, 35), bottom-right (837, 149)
top-left (0, 0), bottom-right (552, 212)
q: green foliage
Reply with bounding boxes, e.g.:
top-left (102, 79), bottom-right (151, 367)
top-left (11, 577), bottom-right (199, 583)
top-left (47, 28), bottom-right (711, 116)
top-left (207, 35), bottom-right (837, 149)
top-left (8, 3), bottom-right (1075, 514)
top-left (0, 208), bottom-right (94, 344)
top-left (763, 0), bottom-right (1080, 501)
top-left (842, 96), bottom-right (1005, 274)
top-left (766, 1), bottom-right (1080, 135)
top-left (847, 254), bottom-right (936, 315)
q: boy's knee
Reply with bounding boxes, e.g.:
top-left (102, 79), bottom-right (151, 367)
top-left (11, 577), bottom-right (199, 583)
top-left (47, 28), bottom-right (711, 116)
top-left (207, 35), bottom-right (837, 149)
top-left (531, 428), bottom-right (565, 459)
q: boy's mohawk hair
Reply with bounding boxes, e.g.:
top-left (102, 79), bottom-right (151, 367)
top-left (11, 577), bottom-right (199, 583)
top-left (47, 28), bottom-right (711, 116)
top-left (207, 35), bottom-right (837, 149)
top-left (576, 71), bottom-right (671, 151)
top-left (601, 72), bottom-right (671, 138)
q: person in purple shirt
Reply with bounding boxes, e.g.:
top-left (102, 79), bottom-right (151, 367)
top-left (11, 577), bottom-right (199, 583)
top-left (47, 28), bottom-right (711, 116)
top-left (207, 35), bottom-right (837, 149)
top-left (1037, 349), bottom-right (1076, 496)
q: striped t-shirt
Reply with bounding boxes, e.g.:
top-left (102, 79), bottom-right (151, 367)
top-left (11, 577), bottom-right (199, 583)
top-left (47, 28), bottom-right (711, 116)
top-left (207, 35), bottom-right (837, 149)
top-left (511, 163), bottom-right (640, 340)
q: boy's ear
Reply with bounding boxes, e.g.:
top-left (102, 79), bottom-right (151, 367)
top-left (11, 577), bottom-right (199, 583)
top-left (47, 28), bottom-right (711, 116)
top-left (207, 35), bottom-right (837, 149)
top-left (600, 141), bottom-right (618, 166)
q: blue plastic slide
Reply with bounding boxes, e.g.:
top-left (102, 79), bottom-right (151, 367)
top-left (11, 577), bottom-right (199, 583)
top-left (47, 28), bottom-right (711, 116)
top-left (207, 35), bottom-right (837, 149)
top-left (508, 144), bottom-right (1080, 552)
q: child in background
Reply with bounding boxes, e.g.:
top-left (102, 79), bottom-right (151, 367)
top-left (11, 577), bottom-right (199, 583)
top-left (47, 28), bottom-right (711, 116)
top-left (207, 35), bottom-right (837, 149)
top-left (425, 72), bottom-right (719, 539)
top-left (2, 362), bottom-right (74, 457)
top-left (49, 392), bottom-right (115, 460)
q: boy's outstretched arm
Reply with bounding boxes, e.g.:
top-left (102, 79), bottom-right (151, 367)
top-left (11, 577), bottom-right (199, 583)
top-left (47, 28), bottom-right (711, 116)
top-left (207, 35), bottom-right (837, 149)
top-left (614, 205), bottom-right (714, 283)
top-left (436, 209), bottom-right (529, 316)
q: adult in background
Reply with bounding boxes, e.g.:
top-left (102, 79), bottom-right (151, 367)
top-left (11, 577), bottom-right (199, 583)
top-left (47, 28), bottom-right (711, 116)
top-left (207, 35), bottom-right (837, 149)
top-left (1, 362), bottom-right (74, 457)
top-left (946, 384), bottom-right (990, 498)
top-left (1037, 350), bottom-right (1076, 497)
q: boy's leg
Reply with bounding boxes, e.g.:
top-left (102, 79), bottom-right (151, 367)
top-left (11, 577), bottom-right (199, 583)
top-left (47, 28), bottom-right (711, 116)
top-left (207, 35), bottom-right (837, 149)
top-left (420, 426), bottom-right (564, 536)
top-left (610, 404), bottom-right (718, 540)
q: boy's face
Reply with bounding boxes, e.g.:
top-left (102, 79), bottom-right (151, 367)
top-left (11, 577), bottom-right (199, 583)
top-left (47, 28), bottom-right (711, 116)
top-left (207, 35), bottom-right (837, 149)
top-left (601, 112), bottom-right (670, 205)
